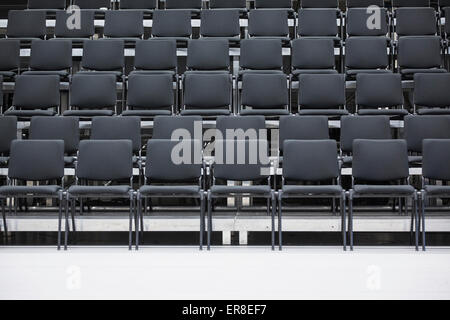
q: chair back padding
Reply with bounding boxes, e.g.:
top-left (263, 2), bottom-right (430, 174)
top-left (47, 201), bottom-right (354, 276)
top-left (30, 116), bottom-right (79, 154)
top-left (422, 139), bottom-right (450, 181)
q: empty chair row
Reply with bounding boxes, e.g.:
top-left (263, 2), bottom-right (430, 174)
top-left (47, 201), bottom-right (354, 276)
top-left (3, 71), bottom-right (450, 119)
top-left (1, 135), bottom-right (448, 251)
top-left (0, 36), bottom-right (446, 82)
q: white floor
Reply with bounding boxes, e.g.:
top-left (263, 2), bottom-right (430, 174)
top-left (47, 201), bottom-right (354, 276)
top-left (1, 246), bottom-right (450, 300)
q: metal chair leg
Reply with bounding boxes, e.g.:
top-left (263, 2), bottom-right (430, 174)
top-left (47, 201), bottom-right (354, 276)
top-left (421, 195), bottom-right (426, 251)
top-left (271, 193), bottom-right (275, 251)
top-left (200, 193), bottom-right (205, 251)
top-left (136, 195), bottom-right (140, 250)
top-left (341, 194), bottom-right (346, 251)
top-left (64, 196), bottom-right (70, 250)
top-left (207, 194), bottom-right (212, 250)
top-left (128, 195), bottom-right (133, 251)
top-left (57, 193), bottom-right (63, 251)
top-left (71, 199), bottom-right (76, 233)
top-left (278, 193), bottom-right (282, 251)
top-left (414, 195), bottom-right (419, 251)
top-left (1, 198), bottom-right (7, 236)
top-left (349, 196), bottom-right (354, 251)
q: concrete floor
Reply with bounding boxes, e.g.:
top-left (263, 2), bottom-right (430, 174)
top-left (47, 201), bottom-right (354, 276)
top-left (0, 246), bottom-right (449, 300)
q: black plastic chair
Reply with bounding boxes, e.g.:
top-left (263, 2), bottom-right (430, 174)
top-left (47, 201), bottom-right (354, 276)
top-left (200, 9), bottom-right (241, 44)
top-left (349, 139), bottom-right (419, 251)
top-left (137, 139), bottom-right (205, 250)
top-left (413, 73), bottom-right (450, 115)
top-left (0, 40), bottom-right (21, 81)
top-left (29, 116), bottom-right (80, 167)
top-left (0, 140), bottom-right (65, 249)
top-left (278, 140), bottom-right (346, 250)
top-left (65, 140), bottom-right (135, 250)
top-left (6, 10), bottom-right (47, 44)
top-left (207, 139), bottom-right (275, 250)
top-left (421, 139), bottom-right (450, 251)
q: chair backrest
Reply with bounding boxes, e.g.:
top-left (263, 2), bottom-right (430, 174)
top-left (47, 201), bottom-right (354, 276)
top-left (248, 9), bottom-right (289, 37)
top-left (298, 9), bottom-right (338, 37)
top-left (187, 39), bottom-right (229, 71)
top-left (166, 0), bottom-right (202, 9)
top-left (76, 140), bottom-right (133, 181)
top-left (28, 0), bottom-right (66, 9)
top-left (0, 40), bottom-right (20, 72)
top-left (120, 0), bottom-right (157, 9)
top-left (241, 73), bottom-right (288, 109)
top-left (200, 9), bottom-right (240, 38)
top-left (302, 0), bottom-right (338, 8)
top-left (30, 40), bottom-right (72, 71)
top-left (55, 10), bottom-right (95, 38)
top-left (398, 36), bottom-right (442, 69)
top-left (291, 38), bottom-right (335, 70)
top-left (70, 74), bottom-right (116, 110)
top-left (340, 116), bottom-right (391, 153)
top-left (13, 75), bottom-right (60, 110)
top-left (209, 0), bottom-right (246, 8)
top-left (414, 73), bottom-right (450, 108)
top-left (104, 11), bottom-right (144, 38)
top-left (82, 40), bottom-right (124, 71)
top-left (283, 140), bottom-right (339, 182)
top-left (392, 0), bottom-right (430, 7)
top-left (7, 10), bottom-right (46, 39)
top-left (8, 140), bottom-right (64, 181)
top-left (151, 10), bottom-right (192, 38)
top-left (345, 37), bottom-right (389, 70)
top-left (240, 39), bottom-right (282, 70)
top-left (356, 73), bottom-right (403, 108)
top-left (422, 139), bottom-right (450, 181)
top-left (396, 8), bottom-right (437, 37)
top-left (91, 116), bottom-right (141, 153)
top-left (30, 116), bottom-right (79, 154)
top-left (279, 116), bottom-right (329, 152)
top-left (404, 115), bottom-right (450, 153)
top-left (441, 0), bottom-right (450, 9)
top-left (73, 0), bottom-right (111, 9)
top-left (346, 8), bottom-right (388, 36)
top-left (153, 115), bottom-right (202, 140)
top-left (298, 74), bottom-right (345, 109)
top-left (352, 139), bottom-right (410, 182)
top-left (0, 116), bottom-right (17, 155)
top-left (213, 139), bottom-right (269, 181)
top-left (216, 115), bottom-right (266, 140)
top-left (184, 73), bottom-right (232, 110)
top-left (346, 0), bottom-right (384, 7)
top-left (127, 74), bottom-right (174, 110)
top-left (255, 0), bottom-right (292, 8)
top-left (146, 139), bottom-right (202, 182)
top-left (134, 39), bottom-right (177, 71)
top-left (445, 8), bottom-right (450, 34)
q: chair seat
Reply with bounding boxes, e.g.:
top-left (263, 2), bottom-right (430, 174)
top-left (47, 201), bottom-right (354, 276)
top-left (184, 70), bottom-right (231, 75)
top-left (50, 37), bottom-right (92, 43)
top-left (122, 110), bottom-right (172, 117)
top-left (282, 185), bottom-right (343, 196)
top-left (292, 69), bottom-right (338, 77)
top-left (353, 185), bottom-right (415, 196)
top-left (103, 37), bottom-right (142, 43)
top-left (4, 109), bottom-right (56, 117)
top-left (417, 108), bottom-right (450, 115)
top-left (249, 36), bottom-right (291, 43)
top-left (358, 109), bottom-right (409, 116)
top-left (77, 70), bottom-right (123, 78)
top-left (238, 69), bottom-right (284, 76)
top-left (180, 109), bottom-right (231, 116)
top-left (201, 36), bottom-right (241, 43)
top-left (63, 110), bottom-right (115, 117)
top-left (22, 70), bottom-right (70, 78)
top-left (151, 37), bottom-right (190, 43)
top-left (0, 185), bottom-right (61, 196)
top-left (68, 185), bottom-right (132, 197)
top-left (346, 69), bottom-right (392, 76)
top-left (300, 36), bottom-right (341, 45)
top-left (401, 68), bottom-right (446, 79)
top-left (210, 185), bottom-right (272, 195)
top-left (424, 185), bottom-right (450, 196)
top-left (240, 109), bottom-right (290, 116)
top-left (408, 155), bottom-right (422, 164)
top-left (298, 109), bottom-right (349, 117)
top-left (139, 185), bottom-right (201, 196)
top-left (129, 70), bottom-right (176, 76)
top-left (0, 71), bottom-right (17, 78)
top-left (342, 156), bottom-right (352, 165)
